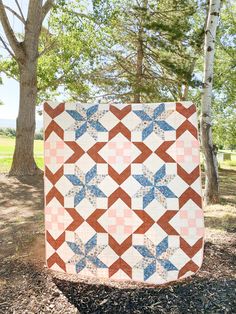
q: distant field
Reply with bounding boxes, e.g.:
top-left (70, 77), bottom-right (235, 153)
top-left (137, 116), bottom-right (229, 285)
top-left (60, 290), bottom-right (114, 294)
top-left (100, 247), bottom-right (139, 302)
top-left (0, 136), bottom-right (44, 172)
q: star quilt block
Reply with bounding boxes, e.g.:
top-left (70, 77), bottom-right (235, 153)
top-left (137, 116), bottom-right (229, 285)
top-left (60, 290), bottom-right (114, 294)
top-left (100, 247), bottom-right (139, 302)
top-left (44, 101), bottom-right (204, 285)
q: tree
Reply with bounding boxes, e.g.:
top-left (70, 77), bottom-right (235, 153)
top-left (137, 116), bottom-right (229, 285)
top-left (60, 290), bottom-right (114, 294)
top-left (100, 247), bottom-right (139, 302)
top-left (0, 1), bottom-right (101, 175)
top-left (186, 1), bottom-right (236, 151)
top-left (211, 1), bottom-right (236, 150)
top-left (200, 0), bottom-right (221, 204)
top-left (214, 0), bottom-right (236, 107)
top-left (213, 105), bottom-right (236, 150)
top-left (0, 0), bottom-right (55, 175)
top-left (0, 5), bottom-right (101, 102)
top-left (90, 0), bottom-right (199, 103)
top-left (43, 1), bottom-right (104, 101)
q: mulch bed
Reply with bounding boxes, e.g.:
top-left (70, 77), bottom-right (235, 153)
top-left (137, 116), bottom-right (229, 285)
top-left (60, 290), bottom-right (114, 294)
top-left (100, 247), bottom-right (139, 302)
top-left (0, 237), bottom-right (235, 314)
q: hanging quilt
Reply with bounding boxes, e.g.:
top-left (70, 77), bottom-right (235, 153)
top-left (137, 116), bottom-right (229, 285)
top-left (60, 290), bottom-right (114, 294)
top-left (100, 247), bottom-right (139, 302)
top-left (44, 101), bottom-right (204, 285)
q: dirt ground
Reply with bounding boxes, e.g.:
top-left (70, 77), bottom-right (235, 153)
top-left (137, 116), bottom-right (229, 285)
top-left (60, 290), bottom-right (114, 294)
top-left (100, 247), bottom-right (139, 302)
top-left (0, 169), bottom-right (235, 314)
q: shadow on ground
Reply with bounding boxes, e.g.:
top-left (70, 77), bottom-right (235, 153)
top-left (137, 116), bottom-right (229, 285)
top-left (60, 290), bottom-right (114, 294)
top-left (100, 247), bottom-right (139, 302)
top-left (0, 174), bottom-right (44, 259)
top-left (0, 240), bottom-right (235, 314)
top-left (52, 239), bottom-right (236, 313)
top-left (0, 259), bottom-right (76, 314)
top-left (53, 277), bottom-right (236, 314)
top-left (219, 168), bottom-right (236, 204)
top-left (0, 174), bottom-right (43, 211)
top-left (205, 215), bottom-right (236, 232)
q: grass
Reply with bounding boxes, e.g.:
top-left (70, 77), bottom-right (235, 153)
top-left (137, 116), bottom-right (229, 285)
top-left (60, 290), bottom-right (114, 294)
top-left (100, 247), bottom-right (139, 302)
top-left (219, 159), bottom-right (236, 170)
top-left (0, 136), bottom-right (43, 156)
top-left (0, 157), bottom-right (44, 172)
top-left (204, 168), bottom-right (236, 233)
top-left (217, 150), bottom-right (236, 169)
top-left (0, 136), bottom-right (44, 172)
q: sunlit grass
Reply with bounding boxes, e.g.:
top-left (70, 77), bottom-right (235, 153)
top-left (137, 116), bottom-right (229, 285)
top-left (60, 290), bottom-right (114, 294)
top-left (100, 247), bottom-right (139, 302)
top-left (0, 157), bottom-right (44, 173)
top-left (219, 160), bottom-right (236, 170)
top-left (0, 136), bottom-right (43, 156)
top-left (0, 135), bottom-right (44, 172)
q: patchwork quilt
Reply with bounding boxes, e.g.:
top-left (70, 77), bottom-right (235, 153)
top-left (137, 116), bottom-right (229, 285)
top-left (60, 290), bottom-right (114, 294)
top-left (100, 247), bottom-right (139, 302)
top-left (44, 101), bottom-right (204, 285)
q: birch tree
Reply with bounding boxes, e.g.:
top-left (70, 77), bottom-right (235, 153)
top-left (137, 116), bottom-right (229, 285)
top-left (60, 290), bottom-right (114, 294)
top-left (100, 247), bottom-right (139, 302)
top-left (201, 0), bottom-right (221, 204)
top-left (0, 0), bottom-right (55, 176)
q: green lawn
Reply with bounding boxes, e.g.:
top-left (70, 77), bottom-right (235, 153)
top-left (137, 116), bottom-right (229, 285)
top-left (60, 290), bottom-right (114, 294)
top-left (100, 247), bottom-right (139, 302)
top-left (219, 159), bottom-right (236, 169)
top-left (0, 136), bottom-right (43, 156)
top-left (218, 150), bottom-right (236, 169)
top-left (0, 156), bottom-right (44, 172)
top-left (0, 136), bottom-right (44, 172)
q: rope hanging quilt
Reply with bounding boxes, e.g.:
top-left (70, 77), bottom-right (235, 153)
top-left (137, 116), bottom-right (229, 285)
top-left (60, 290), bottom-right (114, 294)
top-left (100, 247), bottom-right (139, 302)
top-left (44, 101), bottom-right (204, 285)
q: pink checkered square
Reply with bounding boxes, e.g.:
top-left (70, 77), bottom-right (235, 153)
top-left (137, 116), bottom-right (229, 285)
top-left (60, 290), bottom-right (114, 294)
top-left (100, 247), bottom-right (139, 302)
top-left (44, 140), bottom-right (65, 165)
top-left (179, 209), bottom-right (204, 237)
top-left (45, 206), bottom-right (65, 231)
top-left (176, 140), bottom-right (200, 164)
top-left (106, 141), bottom-right (132, 165)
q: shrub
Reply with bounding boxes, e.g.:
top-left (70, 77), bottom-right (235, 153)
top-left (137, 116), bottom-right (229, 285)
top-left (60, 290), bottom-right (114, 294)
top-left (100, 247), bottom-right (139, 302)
top-left (0, 127), bottom-right (16, 137)
top-left (34, 128), bottom-right (43, 140)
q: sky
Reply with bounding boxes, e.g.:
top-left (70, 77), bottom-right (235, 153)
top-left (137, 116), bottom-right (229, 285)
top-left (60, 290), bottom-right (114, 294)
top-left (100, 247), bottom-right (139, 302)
top-left (0, 1), bottom-right (43, 122)
top-left (0, 75), bottom-right (22, 120)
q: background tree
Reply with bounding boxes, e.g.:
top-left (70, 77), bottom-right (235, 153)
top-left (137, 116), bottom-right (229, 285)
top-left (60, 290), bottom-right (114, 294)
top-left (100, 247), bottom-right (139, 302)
top-left (0, 7), bottom-right (100, 101)
top-left (200, 0), bottom-right (221, 204)
top-left (212, 1), bottom-right (236, 150)
top-left (187, 1), bottom-right (236, 151)
top-left (213, 105), bottom-right (236, 150)
top-left (90, 0), bottom-right (201, 103)
top-left (0, 0), bottom-right (101, 175)
top-left (0, 0), bottom-right (55, 176)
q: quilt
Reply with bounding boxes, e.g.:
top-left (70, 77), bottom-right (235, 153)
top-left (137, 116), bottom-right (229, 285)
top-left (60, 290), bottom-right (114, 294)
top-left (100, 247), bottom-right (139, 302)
top-left (44, 101), bottom-right (204, 285)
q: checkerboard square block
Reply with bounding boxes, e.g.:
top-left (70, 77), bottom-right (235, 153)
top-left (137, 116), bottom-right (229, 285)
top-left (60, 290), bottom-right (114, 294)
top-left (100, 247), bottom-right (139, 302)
top-left (44, 101), bottom-right (204, 285)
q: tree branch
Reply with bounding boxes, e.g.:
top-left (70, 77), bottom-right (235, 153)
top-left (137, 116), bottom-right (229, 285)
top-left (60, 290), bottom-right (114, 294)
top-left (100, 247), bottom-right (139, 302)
top-left (38, 38), bottom-right (57, 58)
top-left (42, 0), bottom-right (55, 20)
top-left (0, 0), bottom-right (24, 59)
top-left (0, 35), bottom-right (16, 59)
top-left (94, 92), bottom-right (132, 98)
top-left (4, 4), bottom-right (25, 24)
top-left (37, 59), bottom-right (78, 91)
top-left (15, 0), bottom-right (26, 23)
top-left (0, 68), bottom-right (19, 81)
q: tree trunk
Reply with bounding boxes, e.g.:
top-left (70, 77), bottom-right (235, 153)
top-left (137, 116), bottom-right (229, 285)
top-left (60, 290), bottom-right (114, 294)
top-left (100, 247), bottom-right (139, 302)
top-left (181, 59), bottom-right (196, 101)
top-left (181, 84), bottom-right (189, 101)
top-left (9, 61), bottom-right (41, 176)
top-left (133, 30), bottom-right (144, 103)
top-left (200, 0), bottom-right (221, 204)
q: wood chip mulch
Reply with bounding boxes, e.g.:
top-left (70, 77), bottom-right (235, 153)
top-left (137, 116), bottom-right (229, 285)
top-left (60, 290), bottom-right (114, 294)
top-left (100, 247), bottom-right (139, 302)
top-left (0, 234), bottom-right (235, 314)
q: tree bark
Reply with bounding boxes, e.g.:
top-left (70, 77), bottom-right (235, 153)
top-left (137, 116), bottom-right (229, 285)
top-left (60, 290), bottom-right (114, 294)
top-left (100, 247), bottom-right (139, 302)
top-left (133, 0), bottom-right (147, 103)
top-left (180, 59), bottom-right (196, 101)
top-left (181, 84), bottom-right (189, 101)
top-left (200, 0), bottom-right (221, 204)
top-left (133, 29), bottom-right (144, 103)
top-left (9, 61), bottom-right (41, 175)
